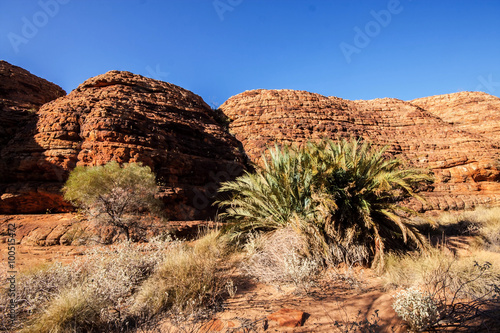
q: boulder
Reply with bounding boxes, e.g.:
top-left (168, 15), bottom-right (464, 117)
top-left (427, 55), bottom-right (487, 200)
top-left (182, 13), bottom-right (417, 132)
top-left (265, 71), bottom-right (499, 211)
top-left (267, 308), bottom-right (306, 327)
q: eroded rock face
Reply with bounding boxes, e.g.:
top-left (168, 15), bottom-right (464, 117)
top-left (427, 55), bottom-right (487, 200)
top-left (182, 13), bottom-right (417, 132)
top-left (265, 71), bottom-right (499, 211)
top-left (412, 91), bottom-right (500, 144)
top-left (1, 70), bottom-right (245, 219)
top-left (0, 61), bottom-right (66, 151)
top-left (220, 89), bottom-right (500, 212)
top-left (0, 61), bottom-right (67, 212)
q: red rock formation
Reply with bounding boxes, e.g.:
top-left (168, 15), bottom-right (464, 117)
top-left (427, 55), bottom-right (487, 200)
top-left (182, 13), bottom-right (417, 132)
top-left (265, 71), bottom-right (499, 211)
top-left (1, 70), bottom-right (246, 219)
top-left (220, 89), bottom-right (500, 212)
top-left (2, 62), bottom-right (499, 216)
top-left (0, 61), bottom-right (67, 213)
top-left (0, 60), bottom-right (65, 149)
top-left (412, 91), bottom-right (500, 144)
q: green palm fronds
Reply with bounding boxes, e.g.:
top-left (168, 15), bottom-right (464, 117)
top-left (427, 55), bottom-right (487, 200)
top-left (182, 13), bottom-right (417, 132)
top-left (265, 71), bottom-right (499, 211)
top-left (217, 138), bottom-right (434, 268)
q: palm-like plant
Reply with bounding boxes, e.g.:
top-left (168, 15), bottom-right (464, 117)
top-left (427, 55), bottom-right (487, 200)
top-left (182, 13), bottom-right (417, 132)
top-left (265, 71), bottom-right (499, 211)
top-left (307, 139), bottom-right (434, 268)
top-left (218, 138), bottom-right (434, 268)
top-left (217, 144), bottom-right (316, 239)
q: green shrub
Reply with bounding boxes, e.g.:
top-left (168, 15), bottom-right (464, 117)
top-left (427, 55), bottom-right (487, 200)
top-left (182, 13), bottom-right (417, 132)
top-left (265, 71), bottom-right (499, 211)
top-left (218, 138), bottom-right (434, 268)
top-left (218, 144), bottom-right (316, 236)
top-left (62, 161), bottom-right (163, 241)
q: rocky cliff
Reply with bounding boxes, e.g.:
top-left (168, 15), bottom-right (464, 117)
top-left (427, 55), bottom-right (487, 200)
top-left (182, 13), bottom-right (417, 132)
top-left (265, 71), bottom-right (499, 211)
top-left (0, 61), bottom-right (67, 213)
top-left (0, 61), bottom-right (65, 151)
top-left (220, 89), bottom-right (500, 212)
top-left (1, 62), bottom-right (499, 217)
top-left (0, 67), bottom-right (245, 219)
top-left (412, 91), bottom-right (500, 144)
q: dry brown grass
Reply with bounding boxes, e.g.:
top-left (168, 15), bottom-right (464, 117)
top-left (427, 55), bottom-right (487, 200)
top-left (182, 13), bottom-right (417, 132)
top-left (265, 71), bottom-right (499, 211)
top-left (241, 227), bottom-right (320, 291)
top-left (130, 231), bottom-right (231, 320)
top-left (434, 206), bottom-right (500, 252)
top-left (384, 207), bottom-right (500, 332)
top-left (1, 232), bottom-right (233, 332)
top-left (383, 249), bottom-right (500, 298)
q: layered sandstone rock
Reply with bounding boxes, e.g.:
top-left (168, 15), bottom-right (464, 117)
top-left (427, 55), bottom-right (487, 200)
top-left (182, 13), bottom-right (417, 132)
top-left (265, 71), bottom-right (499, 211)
top-left (0, 60), bottom-right (65, 153)
top-left (220, 89), bottom-right (500, 212)
top-left (1, 70), bottom-right (245, 219)
top-left (412, 91), bottom-right (500, 144)
top-left (0, 61), bottom-right (67, 212)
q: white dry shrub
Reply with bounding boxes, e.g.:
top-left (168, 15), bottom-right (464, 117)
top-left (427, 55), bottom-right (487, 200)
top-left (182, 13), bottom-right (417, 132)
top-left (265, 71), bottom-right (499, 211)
top-left (243, 227), bottom-right (320, 290)
top-left (392, 287), bottom-right (439, 332)
top-left (7, 239), bottom-right (171, 332)
top-left (15, 262), bottom-right (77, 315)
top-left (77, 240), bottom-right (170, 318)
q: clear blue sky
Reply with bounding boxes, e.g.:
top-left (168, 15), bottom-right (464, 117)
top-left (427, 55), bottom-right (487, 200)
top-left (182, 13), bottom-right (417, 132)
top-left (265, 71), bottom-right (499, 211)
top-left (1, 0), bottom-right (499, 106)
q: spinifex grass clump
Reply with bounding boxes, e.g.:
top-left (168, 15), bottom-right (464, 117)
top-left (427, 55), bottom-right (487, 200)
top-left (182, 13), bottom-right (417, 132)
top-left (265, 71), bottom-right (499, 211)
top-left (0, 233), bottom-right (231, 332)
top-left (130, 231), bottom-right (230, 320)
top-left (218, 138), bottom-right (434, 268)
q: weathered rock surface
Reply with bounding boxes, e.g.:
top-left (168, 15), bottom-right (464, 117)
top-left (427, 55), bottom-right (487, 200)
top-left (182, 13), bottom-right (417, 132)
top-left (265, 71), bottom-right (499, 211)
top-left (0, 214), bottom-right (212, 246)
top-left (0, 61), bottom-right (65, 161)
top-left (0, 61), bottom-right (65, 148)
top-left (220, 89), bottom-right (500, 212)
top-left (267, 308), bottom-right (306, 327)
top-left (2, 62), bottom-right (499, 216)
top-left (1, 70), bottom-right (246, 219)
top-left (412, 91), bottom-right (500, 144)
top-left (0, 61), bottom-right (67, 213)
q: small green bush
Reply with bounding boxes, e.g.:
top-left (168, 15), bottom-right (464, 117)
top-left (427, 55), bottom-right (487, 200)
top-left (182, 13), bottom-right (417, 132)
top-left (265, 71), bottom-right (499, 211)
top-left (63, 161), bottom-right (163, 241)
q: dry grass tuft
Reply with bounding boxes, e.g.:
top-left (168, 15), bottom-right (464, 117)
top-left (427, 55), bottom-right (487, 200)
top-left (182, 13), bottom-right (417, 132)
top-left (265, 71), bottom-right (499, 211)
top-left (130, 231), bottom-right (230, 321)
top-left (383, 248), bottom-right (500, 299)
top-left (1, 233), bottom-right (235, 332)
top-left (242, 227), bottom-right (320, 291)
top-left (21, 285), bottom-right (105, 333)
top-left (435, 206), bottom-right (500, 252)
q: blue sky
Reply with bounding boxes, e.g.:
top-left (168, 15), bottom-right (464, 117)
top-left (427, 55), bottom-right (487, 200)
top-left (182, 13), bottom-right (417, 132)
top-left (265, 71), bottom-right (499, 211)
top-left (1, 0), bottom-right (499, 106)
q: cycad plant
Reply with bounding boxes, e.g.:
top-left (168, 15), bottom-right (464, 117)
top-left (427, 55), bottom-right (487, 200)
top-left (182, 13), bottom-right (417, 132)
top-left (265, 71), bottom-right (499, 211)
top-left (307, 139), bottom-right (434, 268)
top-left (217, 144), bottom-right (316, 239)
top-left (217, 138), bottom-right (434, 268)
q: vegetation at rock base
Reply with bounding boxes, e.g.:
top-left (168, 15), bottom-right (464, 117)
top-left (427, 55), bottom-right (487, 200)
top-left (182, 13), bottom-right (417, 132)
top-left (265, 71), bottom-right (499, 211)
top-left (1, 209), bottom-right (500, 332)
top-left (0, 232), bottom-right (232, 333)
top-left (217, 138), bottom-right (434, 268)
top-left (62, 161), bottom-right (163, 241)
top-left (3, 142), bottom-right (500, 332)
